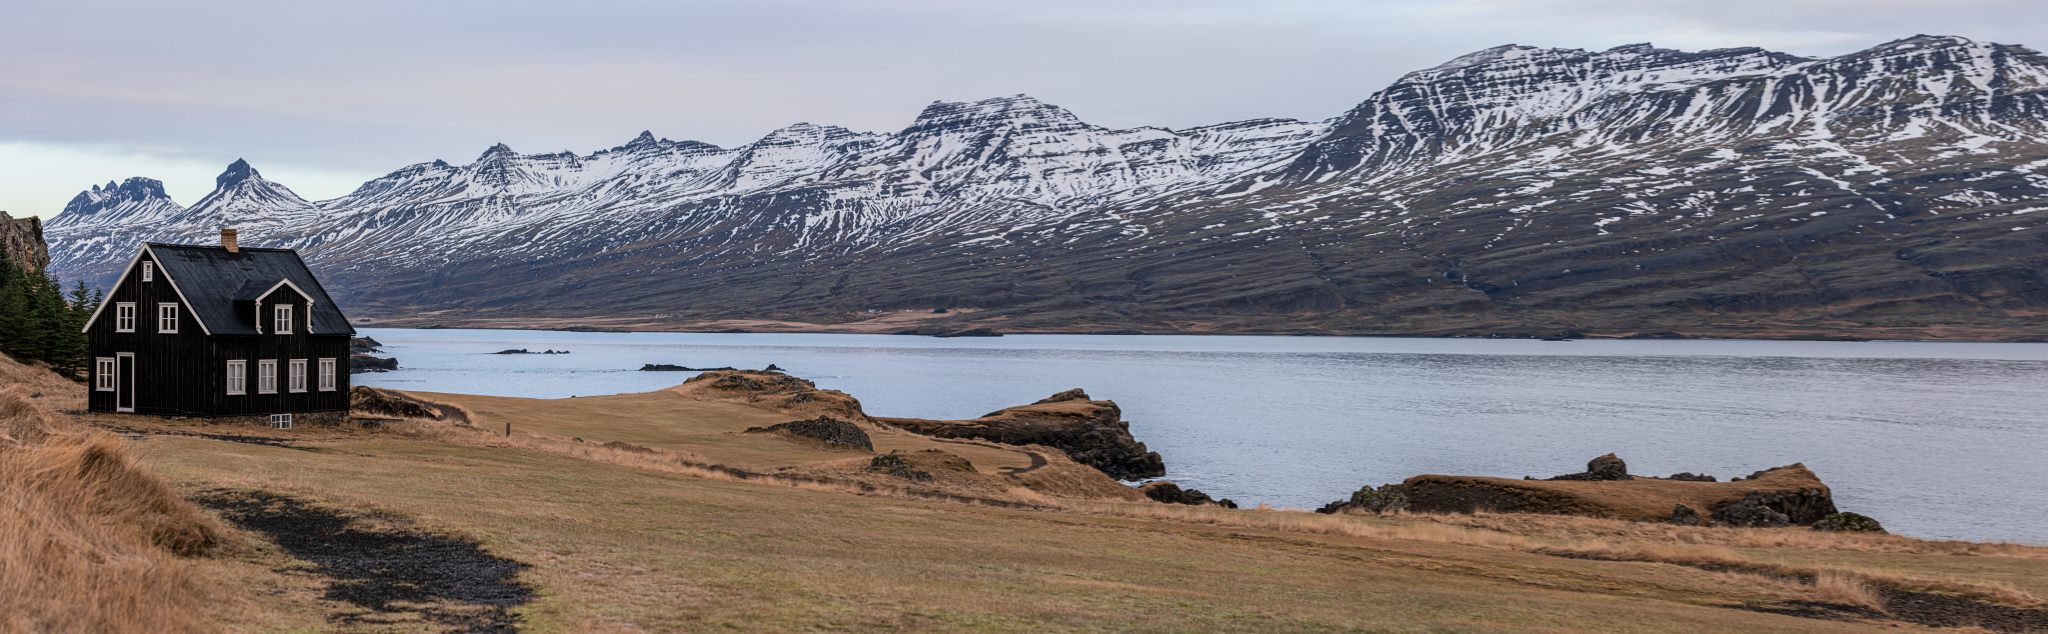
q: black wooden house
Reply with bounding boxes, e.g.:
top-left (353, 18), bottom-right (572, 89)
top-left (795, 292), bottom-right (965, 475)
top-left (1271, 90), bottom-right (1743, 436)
top-left (83, 230), bottom-right (355, 427)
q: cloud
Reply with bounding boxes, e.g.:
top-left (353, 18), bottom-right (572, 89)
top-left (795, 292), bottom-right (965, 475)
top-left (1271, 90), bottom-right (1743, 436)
top-left (2, 0), bottom-right (2042, 219)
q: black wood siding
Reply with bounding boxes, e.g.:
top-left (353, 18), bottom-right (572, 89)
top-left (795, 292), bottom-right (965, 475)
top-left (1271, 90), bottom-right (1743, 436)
top-left (87, 251), bottom-right (351, 417)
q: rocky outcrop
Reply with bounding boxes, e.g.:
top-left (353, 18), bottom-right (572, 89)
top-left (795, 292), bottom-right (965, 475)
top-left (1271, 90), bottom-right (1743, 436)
top-left (349, 355), bottom-right (399, 374)
top-left (867, 452), bottom-right (933, 482)
top-left (1711, 488), bottom-right (1839, 527)
top-left (745, 416), bottom-right (873, 451)
top-left (1546, 453), bottom-right (1632, 481)
top-left (676, 370), bottom-right (874, 424)
top-left (0, 212), bottom-right (48, 273)
top-left (1314, 483), bottom-right (1410, 515)
top-left (1381, 457), bottom-right (1863, 528)
top-left (641, 364), bottom-right (736, 371)
top-left (349, 337), bottom-right (383, 354)
top-left (880, 389), bottom-right (1165, 480)
top-left (1138, 482), bottom-right (1237, 509)
top-left (1812, 512), bottom-right (1887, 533)
top-left (349, 386), bottom-right (436, 418)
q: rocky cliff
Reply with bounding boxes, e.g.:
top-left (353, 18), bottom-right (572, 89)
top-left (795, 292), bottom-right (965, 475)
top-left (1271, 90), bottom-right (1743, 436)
top-left (880, 389), bottom-right (1166, 480)
top-left (1, 212), bottom-right (48, 273)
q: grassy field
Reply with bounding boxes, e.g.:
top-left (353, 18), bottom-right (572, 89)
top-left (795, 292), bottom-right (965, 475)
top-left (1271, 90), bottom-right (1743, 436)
top-left (8, 356), bottom-right (2045, 632)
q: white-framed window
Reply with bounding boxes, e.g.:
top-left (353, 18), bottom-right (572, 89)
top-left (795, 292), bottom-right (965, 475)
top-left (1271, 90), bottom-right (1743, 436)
top-left (274, 304), bottom-right (293, 334)
top-left (114, 303), bottom-right (136, 332)
top-left (257, 360), bottom-right (277, 394)
top-left (95, 358), bottom-right (115, 391)
top-left (158, 303), bottom-right (179, 333)
top-left (288, 359), bottom-right (307, 393)
top-left (226, 360), bottom-right (246, 395)
top-left (269, 413), bottom-right (293, 429)
top-left (317, 358), bottom-right (336, 391)
top-left (142, 261), bottom-right (153, 282)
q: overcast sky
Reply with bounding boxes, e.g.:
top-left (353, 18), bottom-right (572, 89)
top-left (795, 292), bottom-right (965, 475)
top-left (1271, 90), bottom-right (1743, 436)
top-left (2, 0), bottom-right (2041, 219)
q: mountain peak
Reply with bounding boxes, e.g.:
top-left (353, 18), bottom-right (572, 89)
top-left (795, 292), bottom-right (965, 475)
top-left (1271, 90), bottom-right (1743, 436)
top-left (479, 143), bottom-right (516, 161)
top-left (216, 159), bottom-right (259, 188)
top-left (905, 94), bottom-right (1085, 134)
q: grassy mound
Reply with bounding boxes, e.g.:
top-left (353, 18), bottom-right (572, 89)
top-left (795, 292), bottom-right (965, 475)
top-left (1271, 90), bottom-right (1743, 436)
top-left (0, 353), bottom-right (228, 633)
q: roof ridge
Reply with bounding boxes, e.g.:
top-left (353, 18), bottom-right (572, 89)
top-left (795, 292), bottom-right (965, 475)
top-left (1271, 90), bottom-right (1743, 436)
top-left (146, 242), bottom-right (299, 252)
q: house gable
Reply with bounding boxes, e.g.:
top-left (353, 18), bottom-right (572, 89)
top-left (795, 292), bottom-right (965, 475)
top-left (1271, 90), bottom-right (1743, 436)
top-left (81, 245), bottom-right (214, 335)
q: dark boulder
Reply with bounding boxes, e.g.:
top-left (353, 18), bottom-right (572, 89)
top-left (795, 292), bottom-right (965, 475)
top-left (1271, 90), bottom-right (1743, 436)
top-left (1139, 482), bottom-right (1237, 508)
top-left (744, 415), bottom-right (873, 451)
top-left (1667, 472), bottom-right (1718, 482)
top-left (1670, 504), bottom-right (1703, 526)
top-left (1547, 453), bottom-right (1633, 481)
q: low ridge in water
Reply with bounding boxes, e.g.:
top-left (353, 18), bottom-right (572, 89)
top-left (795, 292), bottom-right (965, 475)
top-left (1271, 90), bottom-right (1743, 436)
top-left (354, 328), bottom-right (2048, 545)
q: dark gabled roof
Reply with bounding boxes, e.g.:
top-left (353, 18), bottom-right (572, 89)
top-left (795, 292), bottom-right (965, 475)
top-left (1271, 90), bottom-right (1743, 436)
top-left (145, 243), bottom-right (355, 336)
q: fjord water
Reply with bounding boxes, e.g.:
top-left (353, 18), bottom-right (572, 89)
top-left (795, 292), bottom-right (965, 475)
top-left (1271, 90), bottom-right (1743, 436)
top-left (355, 329), bottom-right (2048, 544)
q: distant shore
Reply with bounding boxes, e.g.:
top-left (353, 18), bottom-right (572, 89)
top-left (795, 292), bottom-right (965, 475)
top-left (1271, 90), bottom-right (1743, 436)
top-left (347, 312), bottom-right (2048, 342)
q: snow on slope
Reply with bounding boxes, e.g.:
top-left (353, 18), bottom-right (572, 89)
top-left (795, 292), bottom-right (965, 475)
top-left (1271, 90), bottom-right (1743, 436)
top-left (40, 36), bottom-right (2048, 315)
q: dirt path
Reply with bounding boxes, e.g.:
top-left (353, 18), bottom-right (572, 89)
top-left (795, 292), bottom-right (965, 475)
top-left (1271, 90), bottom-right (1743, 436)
top-left (923, 436), bottom-right (1050, 476)
top-left (193, 489), bottom-right (532, 633)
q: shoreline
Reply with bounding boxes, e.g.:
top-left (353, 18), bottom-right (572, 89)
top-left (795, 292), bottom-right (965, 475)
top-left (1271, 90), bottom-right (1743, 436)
top-left (350, 318), bottom-right (2048, 343)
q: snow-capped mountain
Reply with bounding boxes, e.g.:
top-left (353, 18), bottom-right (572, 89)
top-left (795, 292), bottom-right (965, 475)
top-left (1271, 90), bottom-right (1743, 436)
top-left (43, 36), bottom-right (2048, 337)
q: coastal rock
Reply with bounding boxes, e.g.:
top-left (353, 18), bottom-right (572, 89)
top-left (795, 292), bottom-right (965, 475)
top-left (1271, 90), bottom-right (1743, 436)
top-left (349, 336), bottom-right (383, 354)
top-left (1811, 512), bottom-right (1886, 533)
top-left (1138, 482), bottom-right (1238, 509)
top-left (1546, 453), bottom-right (1633, 481)
top-left (641, 363), bottom-right (737, 372)
top-left (1313, 483), bottom-right (1410, 515)
top-left (1711, 488), bottom-right (1838, 527)
top-left (1667, 472), bottom-right (1718, 482)
top-left (933, 327), bottom-right (1002, 338)
top-left (879, 389), bottom-right (1166, 480)
top-left (349, 355), bottom-right (398, 374)
top-left (745, 415), bottom-right (873, 451)
top-left (1396, 462), bottom-right (1841, 526)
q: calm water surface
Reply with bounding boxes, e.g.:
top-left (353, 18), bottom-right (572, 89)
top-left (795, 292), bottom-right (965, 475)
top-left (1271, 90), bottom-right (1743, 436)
top-left (354, 328), bottom-right (2048, 544)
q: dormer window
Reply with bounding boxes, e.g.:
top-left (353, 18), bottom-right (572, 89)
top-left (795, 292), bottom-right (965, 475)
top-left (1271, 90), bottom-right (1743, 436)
top-left (142, 262), bottom-right (153, 282)
top-left (274, 304), bottom-right (293, 335)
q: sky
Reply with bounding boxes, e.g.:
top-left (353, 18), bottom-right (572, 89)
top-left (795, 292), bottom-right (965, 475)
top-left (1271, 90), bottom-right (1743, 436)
top-left (2, 0), bottom-right (2042, 219)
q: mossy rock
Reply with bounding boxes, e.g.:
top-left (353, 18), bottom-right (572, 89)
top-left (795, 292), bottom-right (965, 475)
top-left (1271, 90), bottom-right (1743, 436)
top-left (1811, 512), bottom-right (1886, 533)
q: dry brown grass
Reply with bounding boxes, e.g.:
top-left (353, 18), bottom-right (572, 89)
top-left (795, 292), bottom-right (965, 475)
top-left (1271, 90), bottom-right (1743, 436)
top-left (1417, 510), bottom-right (2048, 558)
top-left (0, 354), bottom-right (229, 633)
top-left (1813, 569), bottom-right (1886, 611)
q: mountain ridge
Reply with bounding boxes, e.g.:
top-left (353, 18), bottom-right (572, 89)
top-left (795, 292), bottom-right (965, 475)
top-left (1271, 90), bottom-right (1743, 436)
top-left (42, 35), bottom-right (2048, 339)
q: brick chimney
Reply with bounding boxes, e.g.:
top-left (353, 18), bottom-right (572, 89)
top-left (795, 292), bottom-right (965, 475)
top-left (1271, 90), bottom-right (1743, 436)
top-left (222, 228), bottom-right (239, 253)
